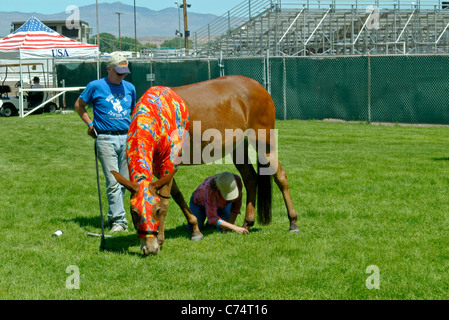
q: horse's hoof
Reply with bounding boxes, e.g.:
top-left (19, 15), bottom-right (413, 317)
top-left (289, 227), bottom-right (301, 233)
top-left (191, 232), bottom-right (204, 241)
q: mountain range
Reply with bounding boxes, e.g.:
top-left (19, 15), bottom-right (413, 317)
top-left (0, 1), bottom-right (219, 40)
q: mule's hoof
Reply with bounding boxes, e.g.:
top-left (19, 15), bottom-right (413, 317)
top-left (191, 232), bottom-right (204, 241)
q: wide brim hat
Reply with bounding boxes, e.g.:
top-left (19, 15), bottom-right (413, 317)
top-left (215, 172), bottom-right (239, 201)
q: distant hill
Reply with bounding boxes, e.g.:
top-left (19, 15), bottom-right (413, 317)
top-left (0, 1), bottom-right (218, 39)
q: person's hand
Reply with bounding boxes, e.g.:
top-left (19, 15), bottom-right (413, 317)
top-left (233, 226), bottom-right (249, 234)
top-left (88, 126), bottom-right (97, 139)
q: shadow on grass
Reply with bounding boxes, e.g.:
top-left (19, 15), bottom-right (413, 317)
top-left (71, 217), bottom-right (197, 255)
top-left (69, 216), bottom-right (261, 255)
top-left (69, 216), bottom-right (102, 229)
top-left (101, 224), bottom-right (204, 256)
top-left (101, 233), bottom-right (139, 254)
top-left (432, 157), bottom-right (449, 161)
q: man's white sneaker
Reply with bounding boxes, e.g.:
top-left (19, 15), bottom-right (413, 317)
top-left (110, 223), bottom-right (128, 233)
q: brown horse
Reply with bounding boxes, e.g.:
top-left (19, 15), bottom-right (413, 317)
top-left (114, 75), bottom-right (300, 255)
top-left (171, 75), bottom-right (300, 235)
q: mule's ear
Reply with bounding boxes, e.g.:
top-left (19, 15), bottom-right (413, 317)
top-left (110, 171), bottom-right (139, 195)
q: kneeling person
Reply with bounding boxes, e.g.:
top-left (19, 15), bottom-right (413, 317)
top-left (189, 172), bottom-right (249, 234)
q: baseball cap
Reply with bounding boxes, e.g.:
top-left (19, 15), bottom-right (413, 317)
top-left (108, 53), bottom-right (130, 74)
top-left (215, 172), bottom-right (239, 201)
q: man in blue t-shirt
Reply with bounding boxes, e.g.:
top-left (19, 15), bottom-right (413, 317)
top-left (75, 53), bottom-right (137, 233)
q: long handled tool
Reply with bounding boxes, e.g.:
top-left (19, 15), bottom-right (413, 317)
top-left (94, 137), bottom-right (107, 251)
top-left (87, 232), bottom-right (113, 238)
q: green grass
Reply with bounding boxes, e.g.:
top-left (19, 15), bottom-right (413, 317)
top-left (1, 113), bottom-right (448, 299)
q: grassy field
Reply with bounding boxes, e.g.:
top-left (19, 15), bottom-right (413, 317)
top-left (0, 112), bottom-right (448, 300)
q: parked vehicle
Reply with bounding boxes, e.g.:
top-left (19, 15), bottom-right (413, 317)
top-left (0, 63), bottom-right (58, 117)
top-left (0, 82), bottom-right (57, 117)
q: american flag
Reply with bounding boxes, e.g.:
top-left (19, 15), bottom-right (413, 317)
top-left (0, 16), bottom-right (97, 54)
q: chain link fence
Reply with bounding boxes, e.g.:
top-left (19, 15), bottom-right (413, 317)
top-left (56, 54), bottom-right (449, 125)
top-left (369, 55), bottom-right (449, 124)
top-left (222, 54), bottom-right (449, 124)
top-left (56, 59), bottom-right (221, 110)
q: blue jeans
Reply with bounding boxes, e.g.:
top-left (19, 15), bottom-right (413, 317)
top-left (96, 134), bottom-right (128, 227)
top-left (187, 194), bottom-right (231, 231)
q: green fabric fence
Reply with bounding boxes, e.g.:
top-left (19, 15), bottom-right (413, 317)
top-left (56, 55), bottom-right (449, 125)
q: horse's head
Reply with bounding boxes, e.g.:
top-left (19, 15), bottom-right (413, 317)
top-left (110, 171), bottom-right (163, 255)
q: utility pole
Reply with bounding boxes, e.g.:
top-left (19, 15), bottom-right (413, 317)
top-left (182, 0), bottom-right (189, 55)
top-left (115, 12), bottom-right (124, 51)
top-left (96, 0), bottom-right (99, 48)
top-left (134, 0), bottom-right (137, 56)
top-left (175, 1), bottom-right (182, 50)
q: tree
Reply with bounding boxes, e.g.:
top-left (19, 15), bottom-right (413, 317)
top-left (120, 36), bottom-right (144, 52)
top-left (160, 37), bottom-right (193, 49)
top-left (89, 32), bottom-right (157, 53)
top-left (89, 33), bottom-right (118, 53)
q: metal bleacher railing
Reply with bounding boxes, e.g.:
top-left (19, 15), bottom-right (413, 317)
top-left (192, 0), bottom-right (449, 57)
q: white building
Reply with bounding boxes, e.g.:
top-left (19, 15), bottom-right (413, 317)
top-left (11, 20), bottom-right (92, 44)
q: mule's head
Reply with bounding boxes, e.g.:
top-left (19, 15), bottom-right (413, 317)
top-left (110, 171), bottom-right (162, 255)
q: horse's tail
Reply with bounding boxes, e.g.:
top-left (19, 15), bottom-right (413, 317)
top-left (257, 159), bottom-right (272, 225)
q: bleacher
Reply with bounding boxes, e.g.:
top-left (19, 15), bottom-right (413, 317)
top-left (192, 0), bottom-right (449, 57)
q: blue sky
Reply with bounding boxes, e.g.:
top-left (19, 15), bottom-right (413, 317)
top-left (3, 1), bottom-right (246, 15)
